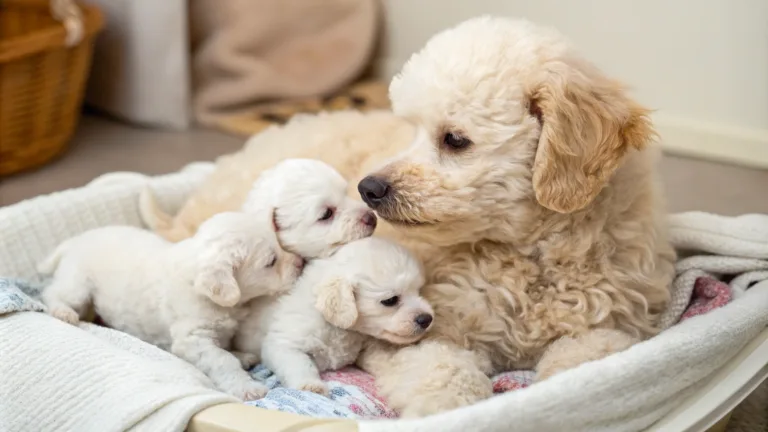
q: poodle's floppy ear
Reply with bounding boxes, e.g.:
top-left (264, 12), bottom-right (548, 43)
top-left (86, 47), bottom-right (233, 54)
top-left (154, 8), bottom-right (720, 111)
top-left (194, 238), bottom-right (249, 308)
top-left (527, 58), bottom-right (656, 214)
top-left (314, 276), bottom-right (358, 329)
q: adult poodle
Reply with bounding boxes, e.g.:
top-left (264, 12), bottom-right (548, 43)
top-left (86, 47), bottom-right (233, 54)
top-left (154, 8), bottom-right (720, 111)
top-left (143, 16), bottom-right (676, 417)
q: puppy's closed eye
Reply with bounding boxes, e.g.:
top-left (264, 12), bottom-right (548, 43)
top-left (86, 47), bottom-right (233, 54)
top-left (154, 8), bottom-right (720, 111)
top-left (380, 295), bottom-right (399, 307)
top-left (266, 255), bottom-right (277, 268)
top-left (318, 207), bottom-right (335, 222)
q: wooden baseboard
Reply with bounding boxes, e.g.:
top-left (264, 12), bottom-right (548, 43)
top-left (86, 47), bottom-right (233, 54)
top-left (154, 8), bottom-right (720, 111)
top-left (655, 116), bottom-right (768, 170)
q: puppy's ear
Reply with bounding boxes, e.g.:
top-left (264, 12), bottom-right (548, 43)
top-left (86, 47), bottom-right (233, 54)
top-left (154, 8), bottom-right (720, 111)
top-left (194, 238), bottom-right (248, 308)
top-left (527, 58), bottom-right (656, 214)
top-left (314, 276), bottom-right (358, 329)
top-left (271, 208), bottom-right (280, 232)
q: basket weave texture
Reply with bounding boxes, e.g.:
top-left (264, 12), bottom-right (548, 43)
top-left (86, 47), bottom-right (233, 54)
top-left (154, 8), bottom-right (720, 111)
top-left (0, 0), bottom-right (103, 176)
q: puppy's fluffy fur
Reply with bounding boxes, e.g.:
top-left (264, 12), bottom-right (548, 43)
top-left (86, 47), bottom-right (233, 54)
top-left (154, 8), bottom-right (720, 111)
top-left (139, 112), bottom-right (410, 243)
top-left (232, 158), bottom-right (377, 357)
top-left (261, 237), bottom-right (432, 395)
top-left (141, 17), bottom-right (676, 417)
top-left (242, 158), bottom-right (377, 258)
top-left (39, 212), bottom-right (304, 400)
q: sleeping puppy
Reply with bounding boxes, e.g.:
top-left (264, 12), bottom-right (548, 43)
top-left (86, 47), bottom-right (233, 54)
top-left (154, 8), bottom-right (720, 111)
top-left (242, 158), bottom-right (378, 258)
top-left (38, 212), bottom-right (304, 400)
top-left (232, 159), bottom-right (378, 358)
top-left (261, 237), bottom-right (433, 395)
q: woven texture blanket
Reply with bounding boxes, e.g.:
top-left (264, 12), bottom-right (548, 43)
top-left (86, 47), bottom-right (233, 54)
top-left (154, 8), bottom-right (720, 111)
top-left (661, 212), bottom-right (768, 328)
top-left (1, 165), bottom-right (767, 431)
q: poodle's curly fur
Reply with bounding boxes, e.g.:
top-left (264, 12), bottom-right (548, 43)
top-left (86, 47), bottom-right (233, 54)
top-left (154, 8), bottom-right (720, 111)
top-left (142, 17), bottom-right (676, 417)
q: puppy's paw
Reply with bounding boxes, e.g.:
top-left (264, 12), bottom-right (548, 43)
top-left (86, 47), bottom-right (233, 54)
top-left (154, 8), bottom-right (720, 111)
top-left (232, 351), bottom-right (260, 369)
top-left (224, 379), bottom-right (269, 401)
top-left (297, 379), bottom-right (329, 396)
top-left (48, 307), bottom-right (80, 325)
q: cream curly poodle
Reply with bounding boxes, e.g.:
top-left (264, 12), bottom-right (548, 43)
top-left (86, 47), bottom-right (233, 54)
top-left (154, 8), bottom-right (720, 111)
top-left (141, 16), bottom-right (675, 417)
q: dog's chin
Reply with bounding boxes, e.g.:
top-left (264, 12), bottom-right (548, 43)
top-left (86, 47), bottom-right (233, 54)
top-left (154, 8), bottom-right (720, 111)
top-left (374, 207), bottom-right (437, 227)
top-left (380, 330), bottom-right (427, 345)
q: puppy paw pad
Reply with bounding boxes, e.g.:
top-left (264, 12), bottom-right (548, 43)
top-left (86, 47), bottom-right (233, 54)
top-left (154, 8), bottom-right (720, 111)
top-left (298, 381), bottom-right (329, 396)
top-left (227, 381), bottom-right (268, 401)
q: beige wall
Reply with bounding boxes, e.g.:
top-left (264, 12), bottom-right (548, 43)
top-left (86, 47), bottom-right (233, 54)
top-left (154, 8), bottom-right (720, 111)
top-left (375, 0), bottom-right (768, 168)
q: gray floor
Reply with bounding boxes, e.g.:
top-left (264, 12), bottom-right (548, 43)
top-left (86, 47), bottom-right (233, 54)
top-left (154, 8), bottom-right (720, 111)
top-left (2, 114), bottom-right (768, 214)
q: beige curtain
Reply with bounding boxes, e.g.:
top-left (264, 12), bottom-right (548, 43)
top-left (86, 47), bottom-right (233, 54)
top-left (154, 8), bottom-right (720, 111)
top-left (190, 0), bottom-right (380, 126)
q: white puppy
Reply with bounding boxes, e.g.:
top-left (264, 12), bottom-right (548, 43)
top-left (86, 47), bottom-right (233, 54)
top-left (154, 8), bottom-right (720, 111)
top-left (38, 212), bottom-right (304, 400)
top-left (233, 158), bottom-right (378, 357)
top-left (242, 158), bottom-right (377, 258)
top-left (261, 237), bottom-right (434, 395)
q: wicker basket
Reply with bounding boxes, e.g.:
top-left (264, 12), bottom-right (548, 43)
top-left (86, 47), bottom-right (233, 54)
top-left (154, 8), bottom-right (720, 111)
top-left (0, 0), bottom-right (104, 176)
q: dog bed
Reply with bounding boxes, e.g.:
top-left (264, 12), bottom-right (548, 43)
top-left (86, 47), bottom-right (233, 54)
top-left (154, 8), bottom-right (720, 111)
top-left (0, 163), bottom-right (766, 432)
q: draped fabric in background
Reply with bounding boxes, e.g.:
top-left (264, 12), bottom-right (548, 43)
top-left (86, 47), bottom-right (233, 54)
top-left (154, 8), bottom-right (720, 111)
top-left (81, 0), bottom-right (380, 131)
top-left (190, 0), bottom-right (380, 129)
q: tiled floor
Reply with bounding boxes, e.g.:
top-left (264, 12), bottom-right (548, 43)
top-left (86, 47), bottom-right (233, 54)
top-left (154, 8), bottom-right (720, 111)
top-left (3, 114), bottom-right (768, 213)
top-left (0, 113), bottom-right (766, 430)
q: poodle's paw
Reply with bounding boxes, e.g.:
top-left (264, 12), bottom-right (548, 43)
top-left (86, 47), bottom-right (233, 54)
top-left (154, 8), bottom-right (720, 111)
top-left (232, 351), bottom-right (260, 369)
top-left (223, 379), bottom-right (269, 401)
top-left (397, 370), bottom-right (493, 418)
top-left (48, 307), bottom-right (80, 325)
top-left (297, 379), bottom-right (329, 396)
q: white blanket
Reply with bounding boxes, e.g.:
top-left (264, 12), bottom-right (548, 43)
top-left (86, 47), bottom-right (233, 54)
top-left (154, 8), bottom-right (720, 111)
top-left (0, 313), bottom-right (237, 432)
top-left (0, 164), bottom-right (236, 432)
top-left (0, 163), bottom-right (766, 432)
top-left (661, 212), bottom-right (768, 328)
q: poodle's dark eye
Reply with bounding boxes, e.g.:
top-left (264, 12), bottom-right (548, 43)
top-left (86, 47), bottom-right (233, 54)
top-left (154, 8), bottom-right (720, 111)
top-left (380, 296), bottom-right (399, 307)
top-left (266, 255), bottom-right (277, 268)
top-left (442, 132), bottom-right (472, 150)
top-left (319, 208), bottom-right (334, 221)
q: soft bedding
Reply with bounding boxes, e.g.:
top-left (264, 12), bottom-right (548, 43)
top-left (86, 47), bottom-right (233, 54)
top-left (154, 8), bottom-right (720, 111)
top-left (1, 165), bottom-right (767, 432)
top-left (0, 272), bottom-right (739, 421)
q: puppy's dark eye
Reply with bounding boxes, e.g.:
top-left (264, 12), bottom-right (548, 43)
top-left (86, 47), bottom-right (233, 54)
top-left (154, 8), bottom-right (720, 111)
top-left (380, 296), bottom-right (399, 307)
top-left (442, 132), bottom-right (472, 150)
top-left (266, 256), bottom-right (277, 268)
top-left (319, 208), bottom-right (334, 221)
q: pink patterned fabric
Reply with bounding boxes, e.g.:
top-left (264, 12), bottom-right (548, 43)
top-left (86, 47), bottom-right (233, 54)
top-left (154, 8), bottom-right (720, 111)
top-left (680, 277), bottom-right (732, 322)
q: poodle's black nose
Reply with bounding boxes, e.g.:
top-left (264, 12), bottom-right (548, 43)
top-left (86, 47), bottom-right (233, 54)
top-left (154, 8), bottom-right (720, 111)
top-left (415, 314), bottom-right (433, 329)
top-left (358, 176), bottom-right (391, 208)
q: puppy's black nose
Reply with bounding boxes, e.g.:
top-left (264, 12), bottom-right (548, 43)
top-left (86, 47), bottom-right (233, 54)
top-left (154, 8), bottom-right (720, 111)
top-left (415, 314), bottom-right (433, 329)
top-left (361, 212), bottom-right (377, 228)
top-left (358, 176), bottom-right (391, 208)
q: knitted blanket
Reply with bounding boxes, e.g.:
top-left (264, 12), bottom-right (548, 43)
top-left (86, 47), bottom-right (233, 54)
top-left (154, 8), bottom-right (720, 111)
top-left (1, 164), bottom-right (767, 431)
top-left (661, 213), bottom-right (768, 328)
top-left (0, 279), bottom-right (238, 432)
